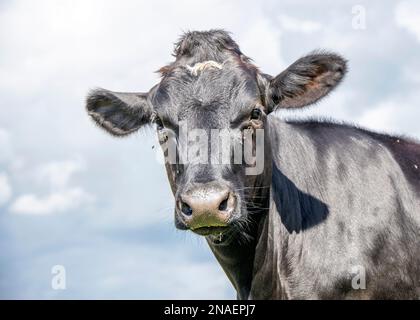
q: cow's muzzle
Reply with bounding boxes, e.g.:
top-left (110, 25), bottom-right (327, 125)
top-left (175, 182), bottom-right (237, 235)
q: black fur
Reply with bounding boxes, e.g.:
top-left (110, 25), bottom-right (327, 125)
top-left (85, 30), bottom-right (420, 299)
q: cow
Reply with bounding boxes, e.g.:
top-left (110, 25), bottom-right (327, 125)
top-left (85, 30), bottom-right (420, 299)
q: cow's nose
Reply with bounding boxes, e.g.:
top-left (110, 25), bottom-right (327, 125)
top-left (177, 184), bottom-right (236, 231)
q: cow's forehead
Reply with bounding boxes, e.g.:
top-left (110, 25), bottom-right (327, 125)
top-left (153, 62), bottom-right (261, 125)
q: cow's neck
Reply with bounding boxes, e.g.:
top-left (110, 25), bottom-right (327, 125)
top-left (248, 188), bottom-right (292, 299)
top-left (206, 146), bottom-right (273, 299)
top-left (206, 230), bottom-right (258, 299)
top-left (206, 201), bottom-right (269, 299)
top-left (207, 178), bottom-right (297, 300)
top-left (247, 121), bottom-right (328, 299)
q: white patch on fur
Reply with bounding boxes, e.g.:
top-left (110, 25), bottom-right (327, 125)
top-left (186, 60), bottom-right (223, 76)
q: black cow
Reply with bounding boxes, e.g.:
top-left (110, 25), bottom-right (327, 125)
top-left (86, 30), bottom-right (420, 299)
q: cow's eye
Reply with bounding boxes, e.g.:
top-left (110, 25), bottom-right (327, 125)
top-left (154, 116), bottom-right (164, 130)
top-left (250, 108), bottom-right (261, 120)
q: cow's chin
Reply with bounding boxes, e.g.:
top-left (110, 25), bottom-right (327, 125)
top-left (174, 214), bottom-right (236, 244)
top-left (191, 226), bottom-right (230, 236)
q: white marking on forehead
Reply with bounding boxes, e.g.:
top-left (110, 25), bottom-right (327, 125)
top-left (186, 60), bottom-right (223, 76)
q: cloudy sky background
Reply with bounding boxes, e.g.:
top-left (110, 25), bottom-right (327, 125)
top-left (1, 0), bottom-right (420, 299)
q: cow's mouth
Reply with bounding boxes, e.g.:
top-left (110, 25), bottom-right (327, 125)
top-left (191, 226), bottom-right (229, 236)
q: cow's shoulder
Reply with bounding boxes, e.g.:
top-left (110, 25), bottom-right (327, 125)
top-left (269, 116), bottom-right (420, 191)
top-left (360, 129), bottom-right (420, 192)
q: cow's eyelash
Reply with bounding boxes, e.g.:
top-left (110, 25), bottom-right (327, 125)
top-left (250, 108), bottom-right (262, 120)
top-left (152, 113), bottom-right (172, 130)
top-left (153, 117), bottom-right (164, 129)
top-left (151, 113), bottom-right (159, 123)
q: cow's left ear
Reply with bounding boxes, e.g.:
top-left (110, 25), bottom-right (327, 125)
top-left (86, 88), bottom-right (153, 137)
top-left (265, 52), bottom-right (347, 111)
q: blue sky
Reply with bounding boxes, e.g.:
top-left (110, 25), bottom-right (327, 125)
top-left (1, 0), bottom-right (420, 299)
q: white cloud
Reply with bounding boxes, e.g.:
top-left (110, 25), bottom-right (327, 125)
top-left (0, 173), bottom-right (12, 206)
top-left (395, 0), bottom-right (420, 42)
top-left (238, 18), bottom-right (286, 72)
top-left (278, 15), bottom-right (322, 34)
top-left (358, 102), bottom-right (396, 133)
top-left (10, 187), bottom-right (92, 215)
top-left (9, 157), bottom-right (92, 215)
top-left (353, 88), bottom-right (420, 138)
top-left (0, 128), bottom-right (13, 163)
top-left (37, 159), bottom-right (85, 189)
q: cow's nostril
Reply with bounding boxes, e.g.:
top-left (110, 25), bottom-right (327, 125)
top-left (181, 201), bottom-right (193, 216)
top-left (218, 197), bottom-right (229, 211)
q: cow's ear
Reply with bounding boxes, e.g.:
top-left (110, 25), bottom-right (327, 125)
top-left (86, 88), bottom-right (153, 137)
top-left (266, 52), bottom-right (347, 111)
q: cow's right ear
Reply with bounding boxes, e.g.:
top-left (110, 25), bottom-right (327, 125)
top-left (86, 88), bottom-right (153, 137)
top-left (264, 52), bottom-right (347, 111)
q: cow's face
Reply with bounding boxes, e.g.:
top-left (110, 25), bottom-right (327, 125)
top-left (149, 61), bottom-right (269, 237)
top-left (86, 31), bottom-right (346, 240)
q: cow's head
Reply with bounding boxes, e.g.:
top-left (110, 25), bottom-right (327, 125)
top-left (86, 30), bottom-right (346, 241)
